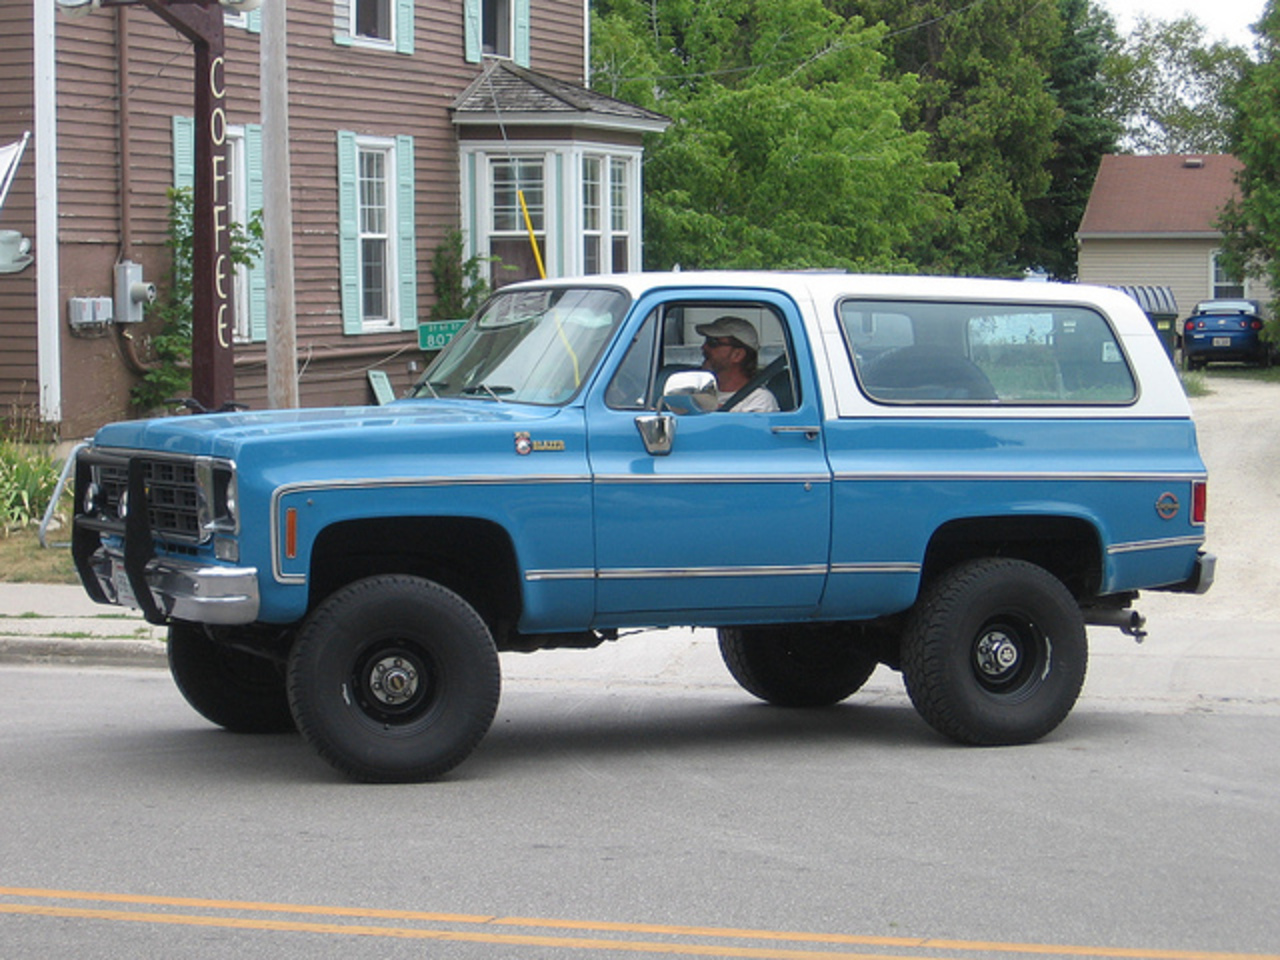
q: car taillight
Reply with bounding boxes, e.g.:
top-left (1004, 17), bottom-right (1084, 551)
top-left (1251, 319), bottom-right (1264, 330)
top-left (1185, 320), bottom-right (1197, 332)
top-left (1192, 480), bottom-right (1207, 525)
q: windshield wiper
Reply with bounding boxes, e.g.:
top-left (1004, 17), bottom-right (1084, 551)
top-left (461, 384), bottom-right (514, 401)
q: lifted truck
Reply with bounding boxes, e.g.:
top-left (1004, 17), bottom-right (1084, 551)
top-left (73, 272), bottom-right (1214, 781)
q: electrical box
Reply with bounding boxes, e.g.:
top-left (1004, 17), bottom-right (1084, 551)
top-left (68, 296), bottom-right (113, 329)
top-left (114, 260), bottom-right (156, 323)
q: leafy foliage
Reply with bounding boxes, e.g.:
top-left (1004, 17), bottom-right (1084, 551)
top-left (130, 188), bottom-right (263, 412)
top-left (592, 0), bottom-right (956, 272)
top-left (429, 228), bottom-right (492, 321)
top-left (1101, 14), bottom-right (1251, 154)
top-left (1218, 0), bottom-right (1280, 343)
top-left (0, 444), bottom-right (60, 533)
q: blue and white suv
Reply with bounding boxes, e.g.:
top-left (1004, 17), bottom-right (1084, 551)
top-left (72, 272), bottom-right (1215, 781)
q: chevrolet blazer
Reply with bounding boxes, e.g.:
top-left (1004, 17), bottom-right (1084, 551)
top-left (72, 272), bottom-right (1215, 781)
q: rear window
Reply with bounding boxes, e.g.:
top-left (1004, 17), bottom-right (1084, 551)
top-left (839, 299), bottom-right (1136, 405)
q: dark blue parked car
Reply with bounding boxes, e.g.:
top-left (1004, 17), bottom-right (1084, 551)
top-left (1182, 299), bottom-right (1273, 370)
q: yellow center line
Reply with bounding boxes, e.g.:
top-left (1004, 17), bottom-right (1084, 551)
top-left (0, 886), bottom-right (1275, 960)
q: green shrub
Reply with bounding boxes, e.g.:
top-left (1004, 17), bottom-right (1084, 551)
top-left (0, 442), bottom-right (61, 533)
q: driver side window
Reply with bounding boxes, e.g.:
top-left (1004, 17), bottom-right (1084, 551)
top-left (605, 302), bottom-right (797, 412)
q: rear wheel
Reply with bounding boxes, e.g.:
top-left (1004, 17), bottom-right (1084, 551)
top-left (168, 623), bottom-right (295, 733)
top-left (287, 575), bottom-right (500, 782)
top-left (718, 625), bottom-right (879, 707)
top-left (901, 559), bottom-right (1087, 745)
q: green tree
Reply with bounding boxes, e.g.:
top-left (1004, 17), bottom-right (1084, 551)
top-left (1021, 0), bottom-right (1121, 279)
top-left (1102, 14), bottom-right (1250, 154)
top-left (843, 0), bottom-right (1065, 276)
top-left (1218, 1), bottom-right (1280, 336)
top-left (591, 0), bottom-right (956, 271)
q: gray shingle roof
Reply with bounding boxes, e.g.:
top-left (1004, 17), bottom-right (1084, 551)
top-left (451, 60), bottom-right (669, 133)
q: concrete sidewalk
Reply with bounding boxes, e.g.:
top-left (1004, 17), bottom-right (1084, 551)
top-left (0, 582), bottom-right (167, 667)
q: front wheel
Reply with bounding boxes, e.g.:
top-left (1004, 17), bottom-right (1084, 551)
top-left (287, 575), bottom-right (501, 783)
top-left (901, 559), bottom-right (1087, 745)
top-left (168, 623), bottom-right (295, 733)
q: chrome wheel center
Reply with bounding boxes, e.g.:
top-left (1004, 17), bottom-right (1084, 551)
top-left (975, 630), bottom-right (1020, 678)
top-left (369, 656), bottom-right (420, 706)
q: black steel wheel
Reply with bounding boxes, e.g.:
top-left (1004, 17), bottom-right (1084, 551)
top-left (168, 623), bottom-right (295, 733)
top-left (287, 575), bottom-right (500, 783)
top-left (718, 625), bottom-right (879, 707)
top-left (901, 558), bottom-right (1087, 745)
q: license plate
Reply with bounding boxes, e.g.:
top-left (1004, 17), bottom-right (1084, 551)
top-left (112, 563), bottom-right (139, 609)
top-left (1213, 337), bottom-right (1231, 347)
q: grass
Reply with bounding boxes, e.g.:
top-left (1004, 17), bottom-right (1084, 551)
top-left (0, 525), bottom-right (80, 584)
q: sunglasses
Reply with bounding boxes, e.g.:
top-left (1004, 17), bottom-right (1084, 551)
top-left (703, 337), bottom-right (740, 350)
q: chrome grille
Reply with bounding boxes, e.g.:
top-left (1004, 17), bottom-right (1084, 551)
top-left (94, 457), bottom-right (203, 542)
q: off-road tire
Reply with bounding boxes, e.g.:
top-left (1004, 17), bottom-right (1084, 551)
top-left (168, 623), bottom-right (295, 733)
top-left (901, 558), bottom-right (1087, 745)
top-left (718, 625), bottom-right (879, 707)
top-left (287, 575), bottom-right (500, 783)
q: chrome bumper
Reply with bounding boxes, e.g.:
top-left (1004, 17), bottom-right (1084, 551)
top-left (86, 549), bottom-right (260, 625)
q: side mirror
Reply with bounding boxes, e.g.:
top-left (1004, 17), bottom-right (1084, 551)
top-left (634, 370), bottom-right (718, 456)
top-left (660, 370), bottom-right (718, 415)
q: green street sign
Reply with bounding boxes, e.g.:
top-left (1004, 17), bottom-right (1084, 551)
top-left (418, 320), bottom-right (466, 351)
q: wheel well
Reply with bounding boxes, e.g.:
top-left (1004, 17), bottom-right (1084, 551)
top-left (308, 517), bottom-right (522, 639)
top-left (921, 516), bottom-right (1102, 600)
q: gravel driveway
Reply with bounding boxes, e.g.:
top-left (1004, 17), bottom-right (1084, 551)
top-left (1141, 375), bottom-right (1280, 623)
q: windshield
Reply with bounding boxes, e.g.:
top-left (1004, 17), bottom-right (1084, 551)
top-left (412, 287), bottom-right (630, 405)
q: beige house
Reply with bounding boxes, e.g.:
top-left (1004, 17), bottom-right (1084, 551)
top-left (1077, 154), bottom-right (1270, 320)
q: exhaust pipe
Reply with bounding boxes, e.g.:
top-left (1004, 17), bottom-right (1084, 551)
top-left (1083, 607), bottom-right (1148, 642)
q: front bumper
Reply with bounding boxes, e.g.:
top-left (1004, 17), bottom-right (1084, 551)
top-left (81, 547), bottom-right (261, 625)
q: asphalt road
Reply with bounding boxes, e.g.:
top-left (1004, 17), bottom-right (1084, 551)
top-left (2, 626), bottom-right (1278, 960)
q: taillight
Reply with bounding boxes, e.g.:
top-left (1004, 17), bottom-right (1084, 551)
top-left (1192, 480), bottom-right (1207, 525)
top-left (1251, 319), bottom-right (1264, 330)
top-left (1185, 320), bottom-right (1196, 332)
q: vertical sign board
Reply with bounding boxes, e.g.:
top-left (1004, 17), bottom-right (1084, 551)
top-left (141, 0), bottom-right (236, 411)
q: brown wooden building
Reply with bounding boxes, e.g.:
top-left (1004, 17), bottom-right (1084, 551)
top-left (0, 0), bottom-right (666, 438)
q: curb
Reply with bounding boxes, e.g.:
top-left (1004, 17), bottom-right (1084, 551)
top-left (0, 637), bottom-right (167, 668)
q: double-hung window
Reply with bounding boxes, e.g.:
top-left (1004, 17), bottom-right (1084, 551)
top-left (1212, 250), bottom-right (1246, 300)
top-left (172, 116), bottom-right (265, 342)
top-left (582, 153), bottom-right (635, 274)
top-left (338, 132), bottom-right (417, 334)
top-left (488, 157), bottom-right (545, 287)
top-left (333, 0), bottom-right (414, 53)
top-left (463, 0), bottom-right (529, 65)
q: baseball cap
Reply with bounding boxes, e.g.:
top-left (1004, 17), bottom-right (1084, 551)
top-left (694, 316), bottom-right (760, 352)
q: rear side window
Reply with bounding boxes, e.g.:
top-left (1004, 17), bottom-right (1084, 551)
top-left (839, 299), bottom-right (1136, 405)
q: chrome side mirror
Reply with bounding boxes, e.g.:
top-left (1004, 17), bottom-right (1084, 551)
top-left (634, 371), bottom-right (717, 455)
top-left (660, 370), bottom-right (718, 415)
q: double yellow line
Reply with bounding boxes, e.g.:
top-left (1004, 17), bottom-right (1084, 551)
top-left (0, 886), bottom-right (1274, 960)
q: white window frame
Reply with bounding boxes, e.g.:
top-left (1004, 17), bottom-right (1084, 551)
top-left (355, 136), bottom-right (400, 332)
top-left (460, 141), bottom-right (644, 283)
top-left (483, 0), bottom-right (514, 58)
top-left (225, 127), bottom-right (252, 342)
top-left (350, 0), bottom-right (394, 47)
top-left (1211, 249), bottom-right (1247, 300)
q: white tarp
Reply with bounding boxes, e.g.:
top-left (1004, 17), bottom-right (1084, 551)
top-left (0, 132), bottom-right (31, 216)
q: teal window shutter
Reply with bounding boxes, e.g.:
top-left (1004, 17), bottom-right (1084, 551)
top-left (336, 131), bottom-right (362, 334)
top-left (334, 0), bottom-right (353, 46)
top-left (514, 0), bottom-right (530, 67)
top-left (246, 9), bottom-right (261, 33)
top-left (463, 0), bottom-right (481, 63)
top-left (396, 135), bottom-right (417, 331)
top-left (172, 115), bottom-right (195, 189)
top-left (396, 0), bottom-right (414, 54)
top-left (244, 124), bottom-right (267, 343)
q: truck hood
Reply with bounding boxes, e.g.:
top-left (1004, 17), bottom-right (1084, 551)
top-left (91, 399), bottom-right (563, 459)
